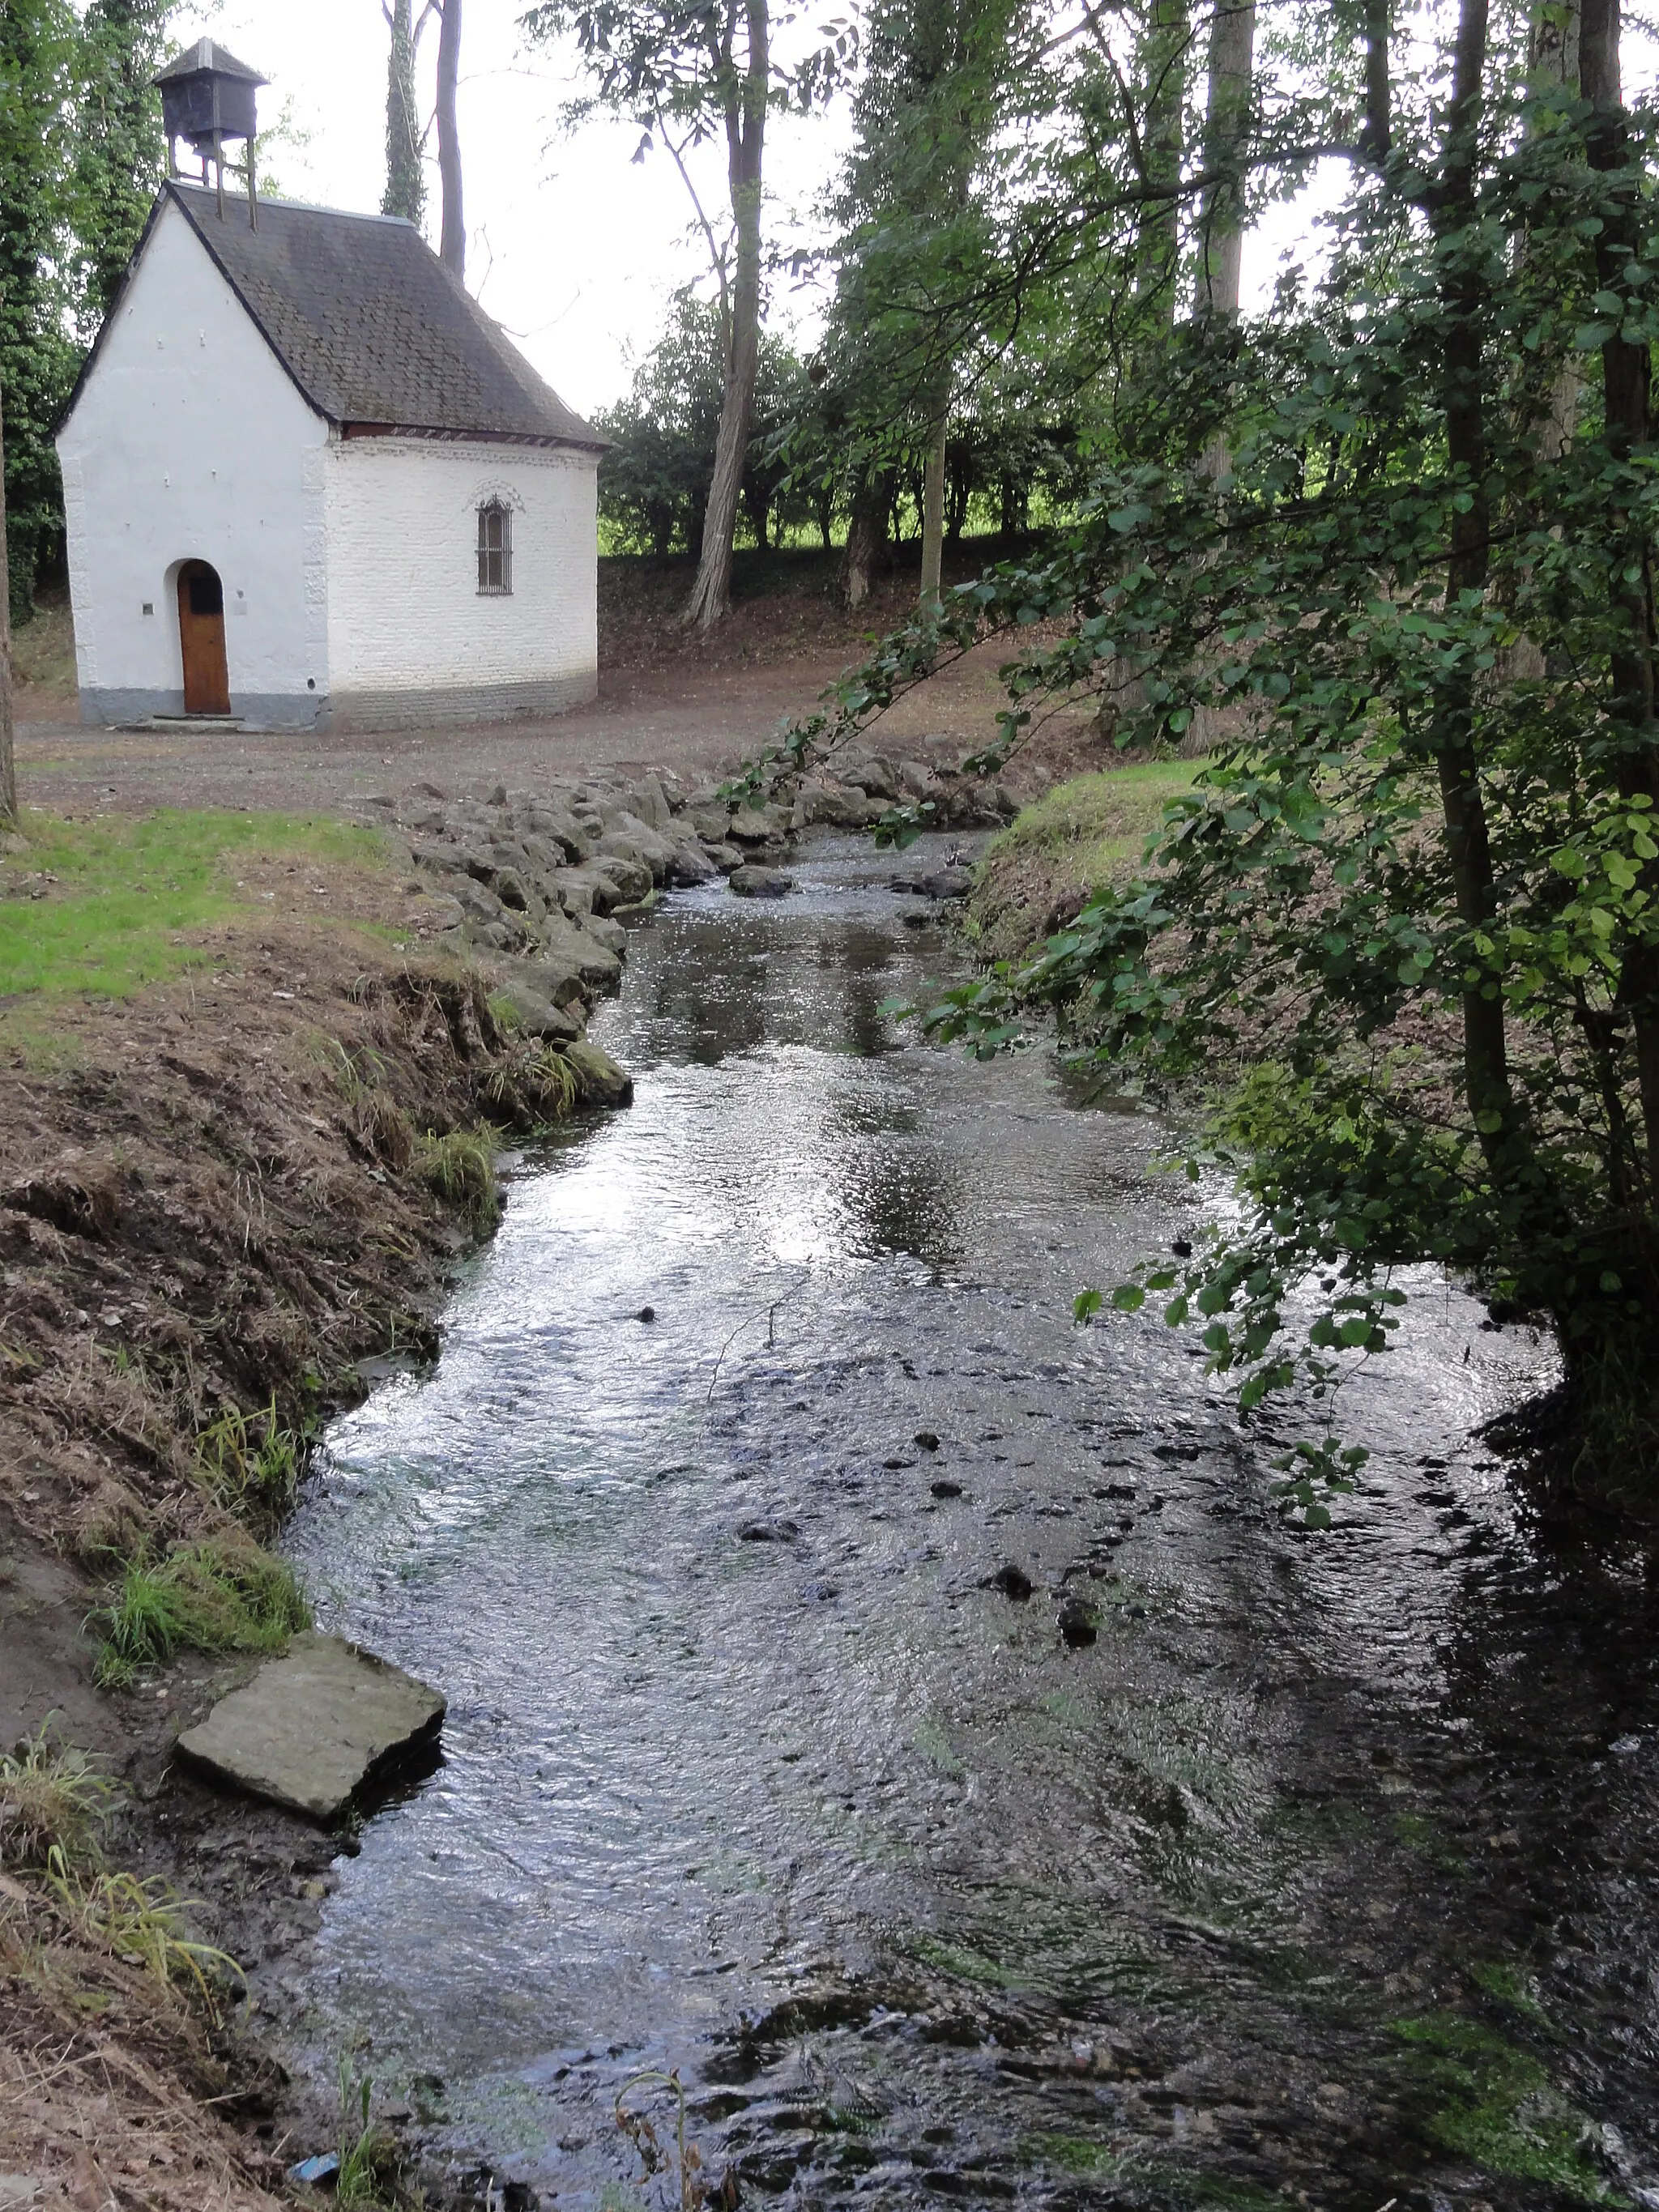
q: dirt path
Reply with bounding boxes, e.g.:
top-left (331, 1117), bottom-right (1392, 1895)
top-left (18, 640), bottom-right (1069, 821)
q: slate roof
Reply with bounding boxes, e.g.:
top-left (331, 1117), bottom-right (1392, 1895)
top-left (159, 181), bottom-right (602, 449)
top-left (154, 40), bottom-right (266, 86)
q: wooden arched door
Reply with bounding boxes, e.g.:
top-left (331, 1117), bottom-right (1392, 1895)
top-left (177, 560), bottom-right (230, 715)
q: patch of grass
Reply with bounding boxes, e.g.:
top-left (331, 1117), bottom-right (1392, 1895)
top-left (0, 1725), bottom-right (118, 1871)
top-left (1023, 2132), bottom-right (1124, 2178)
top-left (417, 1127), bottom-right (500, 1232)
top-left (1391, 2013), bottom-right (1624, 2202)
top-left (911, 1718), bottom-right (966, 1778)
top-left (1021, 2140), bottom-right (1296, 2210)
top-left (329, 1042), bottom-right (417, 1168)
top-left (45, 1847), bottom-right (245, 2018)
top-left (526, 1043), bottom-right (581, 1120)
top-left (971, 765), bottom-right (1198, 960)
top-left (90, 1536), bottom-right (310, 1688)
top-left (194, 1396), bottom-right (305, 1516)
top-left (0, 808), bottom-right (392, 999)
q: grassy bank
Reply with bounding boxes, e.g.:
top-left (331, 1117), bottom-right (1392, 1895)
top-left (967, 763), bottom-right (1196, 963)
top-left (0, 808), bottom-right (390, 998)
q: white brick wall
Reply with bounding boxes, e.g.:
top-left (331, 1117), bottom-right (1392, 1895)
top-left (56, 197), bottom-right (330, 722)
top-left (322, 435), bottom-right (599, 714)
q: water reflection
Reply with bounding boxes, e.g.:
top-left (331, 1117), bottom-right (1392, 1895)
top-left (275, 837), bottom-right (1659, 2212)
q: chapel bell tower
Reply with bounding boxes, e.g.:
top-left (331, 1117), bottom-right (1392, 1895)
top-left (153, 40), bottom-right (267, 228)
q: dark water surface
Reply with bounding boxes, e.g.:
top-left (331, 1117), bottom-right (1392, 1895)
top-left (281, 835), bottom-right (1659, 2212)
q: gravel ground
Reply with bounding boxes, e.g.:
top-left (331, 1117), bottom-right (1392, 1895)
top-left (17, 643), bottom-right (1056, 822)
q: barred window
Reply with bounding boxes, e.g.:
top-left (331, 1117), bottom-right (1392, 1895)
top-left (477, 500), bottom-right (513, 594)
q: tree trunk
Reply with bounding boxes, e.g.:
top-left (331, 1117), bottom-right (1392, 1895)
top-left (1132, 0), bottom-right (1188, 328)
top-left (683, 0), bottom-right (768, 632)
top-left (436, 0), bottom-right (464, 276)
top-left (0, 381), bottom-right (19, 832)
top-left (1198, 1), bottom-right (1254, 322)
top-left (1499, 1), bottom-right (1580, 683)
top-left (1579, 0), bottom-right (1659, 1166)
top-left (382, 0), bottom-right (425, 224)
top-left (1431, 0), bottom-right (1518, 1166)
top-left (919, 409), bottom-right (946, 608)
top-left (1197, 0), bottom-right (1254, 490)
top-left (841, 468), bottom-right (889, 609)
top-left (1361, 0), bottom-right (1391, 160)
top-left (1531, 1), bottom-right (1583, 461)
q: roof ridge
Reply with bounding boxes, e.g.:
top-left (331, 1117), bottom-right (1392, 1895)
top-left (168, 179), bottom-right (416, 230)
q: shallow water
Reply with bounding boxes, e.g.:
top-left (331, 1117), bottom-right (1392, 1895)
top-left (281, 834), bottom-right (1659, 2212)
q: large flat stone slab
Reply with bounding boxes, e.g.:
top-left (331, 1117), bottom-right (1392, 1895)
top-left (177, 1632), bottom-right (445, 1823)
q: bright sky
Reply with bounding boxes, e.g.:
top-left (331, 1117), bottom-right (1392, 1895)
top-left (187, 0), bottom-right (847, 420)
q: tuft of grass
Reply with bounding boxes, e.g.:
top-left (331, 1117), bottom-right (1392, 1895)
top-left (416, 1127), bottom-right (500, 1232)
top-left (194, 1395), bottom-right (305, 1516)
top-left (45, 1846), bottom-right (245, 2019)
top-left (90, 1537), bottom-right (310, 1688)
top-left (528, 1043), bottom-right (581, 1119)
top-left (335, 2057), bottom-right (398, 2209)
top-left (0, 808), bottom-right (393, 1000)
top-left (911, 1933), bottom-right (1023, 1988)
top-left (1470, 1958), bottom-right (1555, 2029)
top-left (0, 1725), bottom-right (118, 1871)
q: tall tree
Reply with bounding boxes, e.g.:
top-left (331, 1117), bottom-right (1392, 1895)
top-left (1131, 0), bottom-right (1189, 335)
top-left (522, 0), bottom-right (814, 629)
top-left (436, 0), bottom-right (464, 274)
top-left (683, 0), bottom-right (766, 628)
top-left (816, 0), bottom-right (1024, 609)
top-left (1196, 0), bottom-right (1254, 325)
top-left (0, 379), bottom-right (19, 831)
top-left (382, 0), bottom-right (426, 226)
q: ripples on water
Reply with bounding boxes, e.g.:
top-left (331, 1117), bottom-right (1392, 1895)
top-left (280, 835), bottom-right (1659, 2212)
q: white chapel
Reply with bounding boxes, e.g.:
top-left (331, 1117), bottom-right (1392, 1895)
top-left (56, 41), bottom-right (604, 734)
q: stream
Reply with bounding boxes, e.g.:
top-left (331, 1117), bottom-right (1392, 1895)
top-left (279, 833), bottom-right (1659, 2212)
